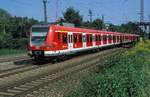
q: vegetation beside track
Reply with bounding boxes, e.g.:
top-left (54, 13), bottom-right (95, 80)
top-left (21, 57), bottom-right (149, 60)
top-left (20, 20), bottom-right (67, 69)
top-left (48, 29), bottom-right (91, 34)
top-left (30, 49), bottom-right (122, 97)
top-left (66, 41), bottom-right (150, 97)
top-left (0, 49), bottom-right (26, 56)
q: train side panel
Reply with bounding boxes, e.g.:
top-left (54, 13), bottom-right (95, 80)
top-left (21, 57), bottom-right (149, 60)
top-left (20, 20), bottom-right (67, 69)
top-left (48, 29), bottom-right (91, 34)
top-left (28, 24), bottom-right (139, 59)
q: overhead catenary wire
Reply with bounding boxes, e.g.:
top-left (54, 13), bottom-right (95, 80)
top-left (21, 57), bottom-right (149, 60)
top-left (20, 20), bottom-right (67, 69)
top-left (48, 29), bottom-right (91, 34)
top-left (11, 0), bottom-right (33, 6)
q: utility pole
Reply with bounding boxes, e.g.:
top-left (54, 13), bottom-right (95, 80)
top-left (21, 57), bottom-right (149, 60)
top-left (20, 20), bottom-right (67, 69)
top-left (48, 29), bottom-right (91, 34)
top-left (140, 0), bottom-right (144, 22)
top-left (149, 14), bottom-right (150, 39)
top-left (102, 14), bottom-right (105, 30)
top-left (139, 0), bottom-right (145, 36)
top-left (56, 0), bottom-right (58, 20)
top-left (102, 15), bottom-right (104, 23)
top-left (43, 0), bottom-right (48, 23)
top-left (88, 10), bottom-right (93, 23)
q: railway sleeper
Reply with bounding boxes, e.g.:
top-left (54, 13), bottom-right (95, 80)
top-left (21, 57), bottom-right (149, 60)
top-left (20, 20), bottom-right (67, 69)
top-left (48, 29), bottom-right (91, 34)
top-left (31, 81), bottom-right (42, 84)
top-left (14, 87), bottom-right (28, 91)
top-left (7, 89), bottom-right (22, 93)
top-left (40, 77), bottom-right (49, 80)
top-left (24, 83), bottom-right (37, 86)
top-left (20, 85), bottom-right (34, 89)
top-left (35, 79), bottom-right (46, 82)
top-left (26, 94), bottom-right (34, 97)
top-left (0, 91), bottom-right (15, 96)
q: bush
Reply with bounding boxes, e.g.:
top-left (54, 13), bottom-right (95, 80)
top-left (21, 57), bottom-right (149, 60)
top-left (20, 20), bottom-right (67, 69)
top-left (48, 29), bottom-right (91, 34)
top-left (0, 33), bottom-right (13, 48)
top-left (0, 33), bottom-right (27, 49)
top-left (67, 41), bottom-right (150, 97)
top-left (11, 38), bottom-right (27, 49)
top-left (0, 49), bottom-right (26, 56)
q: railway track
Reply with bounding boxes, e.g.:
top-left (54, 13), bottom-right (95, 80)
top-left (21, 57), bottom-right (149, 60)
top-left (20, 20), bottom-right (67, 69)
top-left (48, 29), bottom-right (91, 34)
top-left (0, 48), bottom-right (124, 97)
top-left (0, 65), bottom-right (48, 78)
top-left (0, 48), bottom-right (117, 79)
top-left (0, 55), bottom-right (30, 63)
top-left (0, 54), bottom-right (33, 75)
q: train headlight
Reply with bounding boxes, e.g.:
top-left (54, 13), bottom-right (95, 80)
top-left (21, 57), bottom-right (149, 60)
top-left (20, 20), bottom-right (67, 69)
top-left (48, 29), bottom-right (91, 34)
top-left (53, 42), bottom-right (57, 48)
top-left (53, 44), bottom-right (56, 48)
top-left (46, 45), bottom-right (52, 49)
top-left (35, 46), bottom-right (40, 49)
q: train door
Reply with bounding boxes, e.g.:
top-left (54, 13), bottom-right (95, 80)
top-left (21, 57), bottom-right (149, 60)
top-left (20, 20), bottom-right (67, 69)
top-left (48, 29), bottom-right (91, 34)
top-left (108, 35), bottom-right (112, 44)
top-left (92, 34), bottom-right (96, 47)
top-left (68, 32), bottom-right (73, 51)
top-left (101, 34), bottom-right (103, 45)
top-left (82, 33), bottom-right (86, 48)
top-left (103, 34), bottom-right (107, 45)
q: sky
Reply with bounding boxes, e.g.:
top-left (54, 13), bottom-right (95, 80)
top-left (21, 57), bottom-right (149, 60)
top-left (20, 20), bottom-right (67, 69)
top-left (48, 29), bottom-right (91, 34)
top-left (0, 0), bottom-right (150, 25)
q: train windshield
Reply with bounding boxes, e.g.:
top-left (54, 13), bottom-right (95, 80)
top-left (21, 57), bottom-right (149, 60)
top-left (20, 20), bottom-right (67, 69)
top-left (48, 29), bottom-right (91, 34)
top-left (31, 26), bottom-right (49, 45)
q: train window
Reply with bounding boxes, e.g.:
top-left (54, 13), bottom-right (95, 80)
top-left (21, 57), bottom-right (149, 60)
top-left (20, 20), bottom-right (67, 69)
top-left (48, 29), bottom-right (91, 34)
top-left (74, 34), bottom-right (77, 43)
top-left (63, 34), bottom-right (67, 44)
top-left (125, 36), bottom-right (127, 40)
top-left (96, 35), bottom-right (98, 41)
top-left (92, 35), bottom-right (95, 42)
top-left (97, 35), bottom-right (99, 41)
top-left (99, 35), bottom-right (101, 41)
top-left (103, 35), bottom-right (107, 41)
top-left (121, 36), bottom-right (122, 41)
top-left (87, 35), bottom-right (89, 42)
top-left (124, 36), bottom-right (125, 40)
top-left (90, 35), bottom-right (92, 42)
top-left (58, 32), bottom-right (60, 40)
top-left (82, 35), bottom-right (86, 42)
top-left (71, 35), bottom-right (72, 43)
top-left (108, 35), bottom-right (112, 40)
top-left (31, 36), bottom-right (46, 46)
top-left (117, 36), bottom-right (119, 41)
top-left (79, 34), bottom-right (82, 42)
top-left (68, 35), bottom-right (70, 43)
top-left (113, 36), bottom-right (116, 41)
top-left (32, 27), bottom-right (49, 32)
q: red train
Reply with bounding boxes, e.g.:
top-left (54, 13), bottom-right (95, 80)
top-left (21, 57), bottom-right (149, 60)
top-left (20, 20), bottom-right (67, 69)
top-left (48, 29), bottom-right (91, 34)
top-left (28, 24), bottom-right (139, 60)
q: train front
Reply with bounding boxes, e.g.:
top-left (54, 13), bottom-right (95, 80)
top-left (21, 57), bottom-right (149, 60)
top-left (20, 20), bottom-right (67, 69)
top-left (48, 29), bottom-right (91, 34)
top-left (28, 25), bottom-right (50, 59)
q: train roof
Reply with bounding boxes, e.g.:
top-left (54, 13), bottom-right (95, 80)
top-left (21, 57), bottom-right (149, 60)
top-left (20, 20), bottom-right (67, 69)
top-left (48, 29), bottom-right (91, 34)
top-left (32, 24), bottom-right (50, 28)
top-left (52, 25), bottom-right (125, 35)
top-left (32, 23), bottom-right (139, 36)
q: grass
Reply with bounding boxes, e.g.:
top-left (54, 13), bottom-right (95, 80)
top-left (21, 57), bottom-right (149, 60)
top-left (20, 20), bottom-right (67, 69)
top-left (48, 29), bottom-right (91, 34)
top-left (0, 49), bottom-right (26, 57)
top-left (66, 41), bottom-right (150, 97)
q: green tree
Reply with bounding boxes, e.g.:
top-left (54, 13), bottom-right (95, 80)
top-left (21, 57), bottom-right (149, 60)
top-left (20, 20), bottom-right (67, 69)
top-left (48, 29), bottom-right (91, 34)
top-left (92, 19), bottom-right (103, 30)
top-left (107, 22), bottom-right (141, 34)
top-left (107, 24), bottom-right (117, 31)
top-left (0, 33), bottom-right (13, 48)
top-left (120, 22), bottom-right (142, 34)
top-left (0, 8), bottom-right (39, 49)
top-left (0, 8), bottom-right (11, 34)
top-left (82, 19), bottom-right (103, 30)
top-left (10, 16), bottom-right (38, 38)
top-left (0, 8), bottom-right (11, 24)
top-left (63, 7), bottom-right (83, 27)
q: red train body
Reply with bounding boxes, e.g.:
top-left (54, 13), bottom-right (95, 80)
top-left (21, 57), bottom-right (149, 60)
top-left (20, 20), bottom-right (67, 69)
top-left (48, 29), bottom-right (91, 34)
top-left (28, 24), bottom-right (139, 59)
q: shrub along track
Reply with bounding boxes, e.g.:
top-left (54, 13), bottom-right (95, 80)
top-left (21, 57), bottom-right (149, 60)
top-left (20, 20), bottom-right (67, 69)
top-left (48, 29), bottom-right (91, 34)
top-left (0, 48), bottom-right (124, 97)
